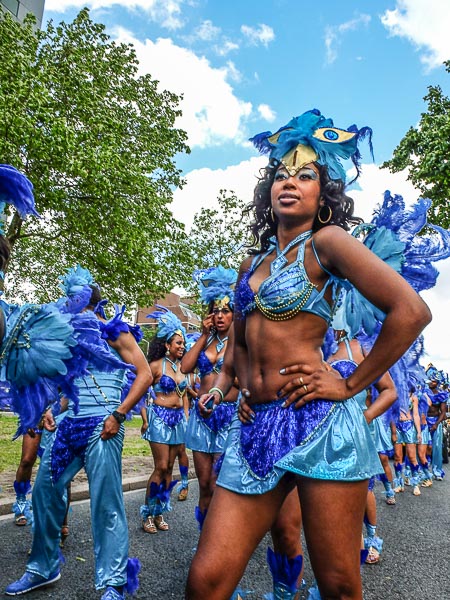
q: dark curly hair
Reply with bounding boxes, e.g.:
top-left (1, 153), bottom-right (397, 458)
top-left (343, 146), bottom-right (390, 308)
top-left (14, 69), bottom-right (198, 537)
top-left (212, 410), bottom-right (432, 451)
top-left (243, 159), bottom-right (362, 253)
top-left (147, 332), bottom-right (183, 363)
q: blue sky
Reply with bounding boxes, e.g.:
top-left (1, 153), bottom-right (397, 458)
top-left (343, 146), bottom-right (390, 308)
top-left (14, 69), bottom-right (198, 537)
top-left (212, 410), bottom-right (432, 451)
top-left (43, 0), bottom-right (450, 374)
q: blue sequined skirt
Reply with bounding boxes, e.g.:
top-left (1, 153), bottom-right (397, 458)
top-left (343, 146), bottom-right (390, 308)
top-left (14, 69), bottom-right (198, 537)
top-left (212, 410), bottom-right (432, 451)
top-left (185, 400), bottom-right (237, 454)
top-left (395, 420), bottom-right (417, 444)
top-left (217, 395), bottom-right (382, 495)
top-left (142, 404), bottom-right (187, 445)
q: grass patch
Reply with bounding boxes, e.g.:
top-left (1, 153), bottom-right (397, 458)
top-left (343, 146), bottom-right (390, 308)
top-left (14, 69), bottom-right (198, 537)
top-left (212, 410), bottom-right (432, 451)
top-left (0, 413), bottom-right (150, 473)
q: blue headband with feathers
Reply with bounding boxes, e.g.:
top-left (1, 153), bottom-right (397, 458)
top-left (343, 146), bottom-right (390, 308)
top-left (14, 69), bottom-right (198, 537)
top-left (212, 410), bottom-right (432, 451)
top-left (250, 108), bottom-right (374, 182)
top-left (147, 305), bottom-right (186, 341)
top-left (196, 265), bottom-right (238, 308)
top-left (58, 264), bottom-right (95, 297)
top-left (0, 164), bottom-right (40, 235)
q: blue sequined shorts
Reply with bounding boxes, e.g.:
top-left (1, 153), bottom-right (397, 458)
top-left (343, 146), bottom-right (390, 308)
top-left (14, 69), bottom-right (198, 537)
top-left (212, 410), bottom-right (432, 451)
top-left (185, 400), bottom-right (237, 454)
top-left (142, 404), bottom-right (187, 445)
top-left (216, 395), bottom-right (382, 495)
top-left (395, 420), bottom-right (418, 445)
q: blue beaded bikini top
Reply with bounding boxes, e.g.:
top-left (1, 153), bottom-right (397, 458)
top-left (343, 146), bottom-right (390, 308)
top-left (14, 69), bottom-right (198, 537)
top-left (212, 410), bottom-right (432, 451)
top-left (234, 232), bottom-right (338, 323)
top-left (153, 357), bottom-right (188, 397)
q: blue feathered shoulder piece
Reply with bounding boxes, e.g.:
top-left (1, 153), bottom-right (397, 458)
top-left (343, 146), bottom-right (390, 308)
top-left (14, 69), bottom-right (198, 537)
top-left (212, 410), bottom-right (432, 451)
top-left (196, 265), bottom-right (238, 307)
top-left (250, 108), bottom-right (373, 182)
top-left (1, 298), bottom-right (132, 437)
top-left (333, 191), bottom-right (450, 337)
top-left (0, 164), bottom-right (40, 233)
top-left (147, 305), bottom-right (186, 341)
top-left (99, 304), bottom-right (144, 343)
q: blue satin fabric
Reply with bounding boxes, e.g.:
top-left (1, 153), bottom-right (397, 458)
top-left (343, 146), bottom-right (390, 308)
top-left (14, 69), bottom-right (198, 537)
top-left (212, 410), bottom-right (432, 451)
top-left (427, 418), bottom-right (444, 473)
top-left (395, 419), bottom-right (418, 444)
top-left (28, 419), bottom-right (128, 590)
top-left (185, 400), bottom-right (237, 453)
top-left (371, 416), bottom-right (394, 454)
top-left (142, 404), bottom-right (187, 444)
top-left (217, 394), bottom-right (381, 494)
top-left (420, 422), bottom-right (431, 445)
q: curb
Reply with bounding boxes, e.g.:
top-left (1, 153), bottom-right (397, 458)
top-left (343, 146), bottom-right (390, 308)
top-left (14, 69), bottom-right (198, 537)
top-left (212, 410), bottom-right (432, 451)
top-left (0, 469), bottom-right (197, 517)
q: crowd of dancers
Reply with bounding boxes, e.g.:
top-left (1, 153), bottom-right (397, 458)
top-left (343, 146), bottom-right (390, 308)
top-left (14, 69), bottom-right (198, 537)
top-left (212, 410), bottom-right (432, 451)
top-left (1, 106), bottom-right (450, 600)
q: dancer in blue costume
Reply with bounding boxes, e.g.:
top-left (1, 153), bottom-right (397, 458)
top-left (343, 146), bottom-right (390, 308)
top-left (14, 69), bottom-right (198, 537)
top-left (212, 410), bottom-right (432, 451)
top-left (181, 265), bottom-right (239, 530)
top-left (186, 109), bottom-right (431, 600)
top-left (416, 378), bottom-right (434, 488)
top-left (393, 384), bottom-right (422, 496)
top-left (425, 364), bottom-right (448, 480)
top-left (140, 306), bottom-right (189, 533)
top-left (325, 330), bottom-right (397, 567)
top-left (5, 267), bottom-right (152, 599)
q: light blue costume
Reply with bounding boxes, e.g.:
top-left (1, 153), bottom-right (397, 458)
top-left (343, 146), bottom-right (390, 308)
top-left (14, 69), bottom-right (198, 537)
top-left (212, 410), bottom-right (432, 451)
top-left (184, 343), bottom-right (237, 455)
top-left (142, 358), bottom-right (188, 445)
top-left (219, 233), bottom-right (382, 497)
top-left (27, 351), bottom-right (130, 590)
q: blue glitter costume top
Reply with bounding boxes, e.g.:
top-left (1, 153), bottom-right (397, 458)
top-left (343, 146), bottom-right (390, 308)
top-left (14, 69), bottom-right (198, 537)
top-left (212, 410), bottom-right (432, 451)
top-left (153, 357), bottom-right (187, 397)
top-left (235, 232), bottom-right (338, 322)
top-left (197, 351), bottom-right (224, 378)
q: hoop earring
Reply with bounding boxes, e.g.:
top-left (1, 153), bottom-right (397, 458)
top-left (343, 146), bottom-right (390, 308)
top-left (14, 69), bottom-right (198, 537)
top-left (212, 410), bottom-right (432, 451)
top-left (318, 204), bottom-right (332, 224)
top-left (270, 208), bottom-right (276, 222)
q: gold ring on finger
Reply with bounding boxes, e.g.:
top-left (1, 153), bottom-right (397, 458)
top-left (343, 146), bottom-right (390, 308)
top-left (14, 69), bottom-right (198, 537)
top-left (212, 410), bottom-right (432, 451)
top-left (299, 377), bottom-right (304, 386)
top-left (303, 384), bottom-right (308, 393)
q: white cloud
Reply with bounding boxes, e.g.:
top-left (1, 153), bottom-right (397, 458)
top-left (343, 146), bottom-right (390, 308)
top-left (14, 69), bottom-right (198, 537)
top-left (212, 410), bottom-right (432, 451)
top-left (45, 0), bottom-right (186, 29)
top-left (241, 24), bottom-right (275, 47)
top-left (257, 103), bottom-right (276, 122)
top-left (194, 20), bottom-right (221, 41)
top-left (171, 156), bottom-right (266, 230)
top-left (381, 0), bottom-right (450, 70)
top-left (214, 39), bottom-right (240, 57)
top-left (114, 29), bottom-right (252, 148)
top-left (325, 14), bottom-right (371, 65)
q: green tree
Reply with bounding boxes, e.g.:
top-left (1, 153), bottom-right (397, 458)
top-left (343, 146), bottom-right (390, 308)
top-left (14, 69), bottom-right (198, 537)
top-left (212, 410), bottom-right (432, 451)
top-left (383, 64), bottom-right (450, 228)
top-left (0, 9), bottom-right (192, 305)
top-left (184, 189), bottom-right (250, 299)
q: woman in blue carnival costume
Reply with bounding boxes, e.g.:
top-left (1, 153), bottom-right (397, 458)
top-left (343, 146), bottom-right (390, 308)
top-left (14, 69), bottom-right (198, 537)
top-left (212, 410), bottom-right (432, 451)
top-left (325, 329), bottom-right (396, 567)
top-left (425, 364), bottom-right (449, 480)
top-left (140, 306), bottom-right (189, 533)
top-left (5, 265), bottom-right (152, 600)
top-left (185, 109), bottom-right (432, 600)
top-left (181, 265), bottom-right (239, 531)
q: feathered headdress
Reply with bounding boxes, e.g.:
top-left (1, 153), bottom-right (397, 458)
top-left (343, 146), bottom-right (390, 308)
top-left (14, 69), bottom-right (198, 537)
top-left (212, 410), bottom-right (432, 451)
top-left (426, 363), bottom-right (444, 384)
top-left (0, 164), bottom-right (40, 236)
top-left (250, 108), bottom-right (373, 182)
top-left (196, 265), bottom-right (238, 309)
top-left (57, 265), bottom-right (102, 315)
top-left (147, 305), bottom-right (186, 342)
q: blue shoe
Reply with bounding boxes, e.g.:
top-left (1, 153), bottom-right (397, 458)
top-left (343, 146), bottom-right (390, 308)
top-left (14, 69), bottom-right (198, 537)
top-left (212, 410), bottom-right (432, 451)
top-left (5, 570), bottom-right (61, 595)
top-left (101, 586), bottom-right (125, 600)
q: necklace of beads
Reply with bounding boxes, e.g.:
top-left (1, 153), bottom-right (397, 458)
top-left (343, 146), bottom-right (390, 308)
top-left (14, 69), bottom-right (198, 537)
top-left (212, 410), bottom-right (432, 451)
top-left (165, 356), bottom-right (178, 372)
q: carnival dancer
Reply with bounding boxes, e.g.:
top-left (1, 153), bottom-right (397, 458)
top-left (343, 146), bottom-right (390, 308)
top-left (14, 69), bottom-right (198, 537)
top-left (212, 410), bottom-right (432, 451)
top-left (181, 265), bottom-right (239, 530)
top-left (186, 109), bottom-right (431, 600)
top-left (416, 379), bottom-right (434, 488)
top-left (140, 306), bottom-right (189, 533)
top-left (425, 364), bottom-right (448, 480)
top-left (5, 268), bottom-right (152, 599)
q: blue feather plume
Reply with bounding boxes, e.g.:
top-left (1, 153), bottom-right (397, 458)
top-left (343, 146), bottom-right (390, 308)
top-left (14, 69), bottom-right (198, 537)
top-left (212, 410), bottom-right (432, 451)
top-left (0, 164), bottom-right (39, 220)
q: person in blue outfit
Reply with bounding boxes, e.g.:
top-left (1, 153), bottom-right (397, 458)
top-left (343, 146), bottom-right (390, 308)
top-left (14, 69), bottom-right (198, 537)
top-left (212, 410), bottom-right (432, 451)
top-left (181, 265), bottom-right (239, 530)
top-left (140, 306), bottom-right (189, 533)
top-left (185, 109), bottom-right (431, 600)
top-left (5, 268), bottom-right (152, 599)
top-left (425, 364), bottom-right (449, 480)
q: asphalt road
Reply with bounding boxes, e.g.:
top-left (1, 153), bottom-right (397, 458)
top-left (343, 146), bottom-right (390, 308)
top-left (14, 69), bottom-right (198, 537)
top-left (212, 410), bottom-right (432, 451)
top-left (0, 476), bottom-right (449, 599)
